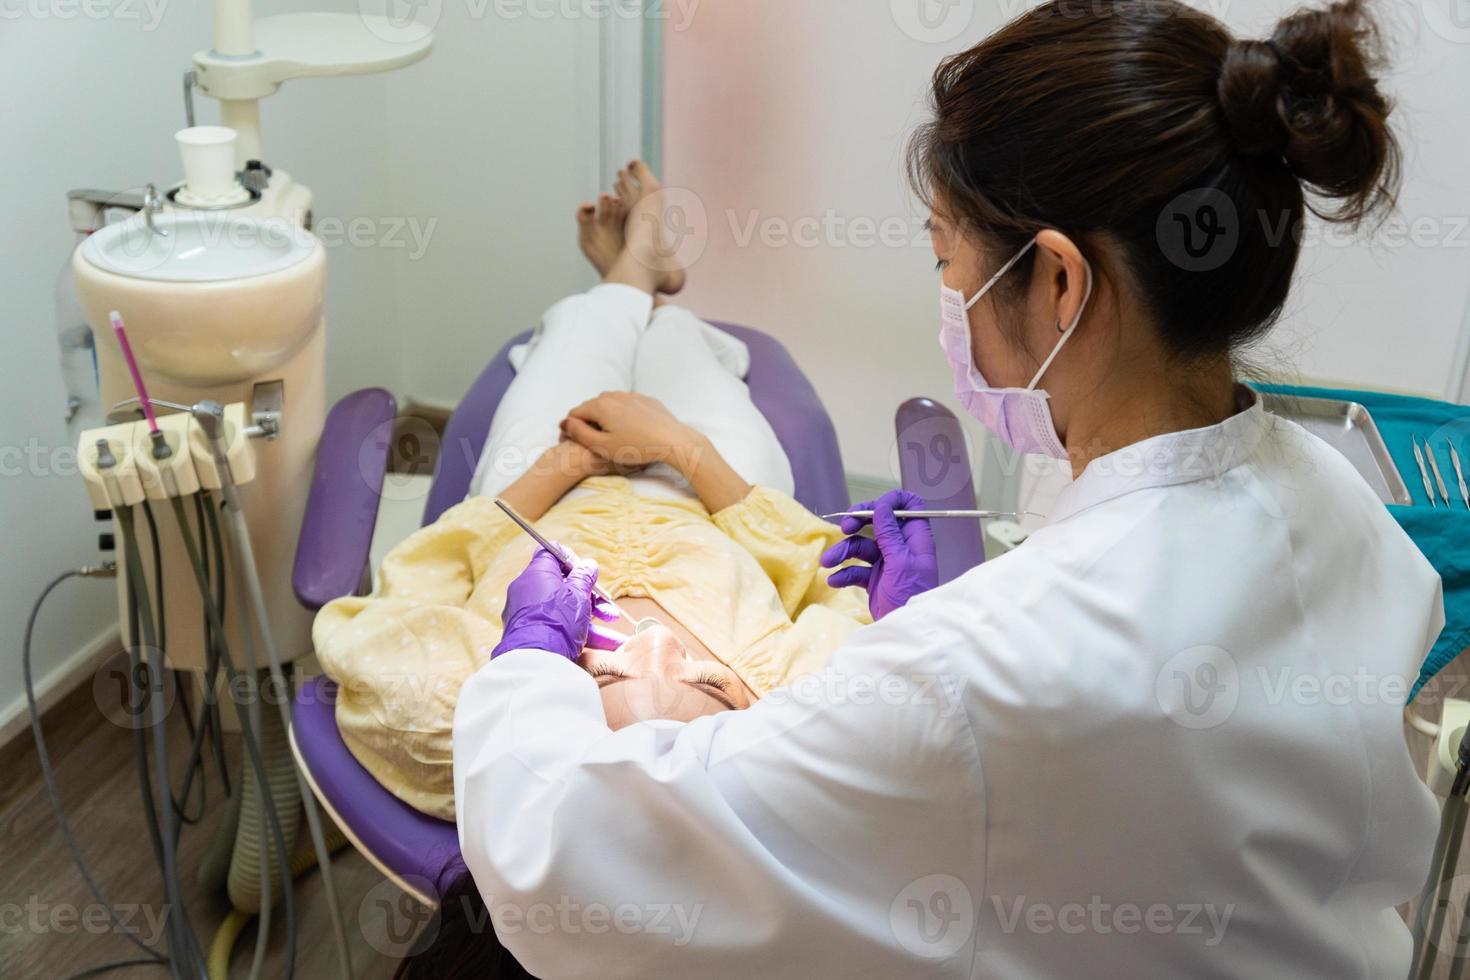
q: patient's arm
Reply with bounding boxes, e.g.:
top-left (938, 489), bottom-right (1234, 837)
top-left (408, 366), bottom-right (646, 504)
top-left (497, 440), bottom-right (611, 521)
top-left (559, 393), bottom-right (869, 627)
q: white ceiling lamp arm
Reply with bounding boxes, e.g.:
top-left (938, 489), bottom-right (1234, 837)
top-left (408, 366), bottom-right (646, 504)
top-left (193, 2), bottom-right (434, 165)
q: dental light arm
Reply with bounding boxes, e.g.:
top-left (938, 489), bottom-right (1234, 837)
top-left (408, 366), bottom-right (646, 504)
top-left (193, 2), bottom-right (433, 165)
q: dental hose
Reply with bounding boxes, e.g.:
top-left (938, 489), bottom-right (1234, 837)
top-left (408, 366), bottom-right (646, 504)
top-left (185, 491), bottom-right (284, 980)
top-left (190, 406), bottom-right (354, 980)
top-left (100, 327), bottom-right (306, 978)
top-left (219, 491), bottom-right (281, 980)
top-left (23, 565), bottom-right (170, 977)
top-left (162, 492), bottom-right (300, 980)
top-left (199, 492), bottom-right (232, 801)
top-left (123, 543), bottom-right (173, 935)
top-left (116, 506), bottom-right (209, 979)
top-left (169, 497), bottom-right (234, 829)
top-left (207, 826), bottom-right (353, 979)
top-left (219, 496), bottom-right (354, 980)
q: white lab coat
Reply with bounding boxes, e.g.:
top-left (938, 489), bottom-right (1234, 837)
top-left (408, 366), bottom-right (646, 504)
top-left (453, 391), bottom-right (1442, 979)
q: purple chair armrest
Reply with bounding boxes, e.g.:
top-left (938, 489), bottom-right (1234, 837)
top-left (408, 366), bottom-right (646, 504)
top-left (292, 677), bottom-right (461, 897)
top-left (712, 322), bottom-right (850, 518)
top-left (896, 398), bottom-right (985, 583)
top-left (422, 331), bottom-right (530, 527)
top-left (293, 388), bottom-right (398, 611)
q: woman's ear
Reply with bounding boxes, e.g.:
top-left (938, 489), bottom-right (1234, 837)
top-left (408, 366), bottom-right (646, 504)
top-left (1035, 229), bottom-right (1093, 334)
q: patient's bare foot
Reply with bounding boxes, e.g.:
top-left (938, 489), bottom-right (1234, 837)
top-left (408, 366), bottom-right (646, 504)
top-left (577, 194), bottom-right (627, 277)
top-left (615, 160), bottom-right (688, 296)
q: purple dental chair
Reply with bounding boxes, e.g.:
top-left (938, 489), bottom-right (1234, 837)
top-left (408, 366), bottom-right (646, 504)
top-left (288, 324), bottom-right (984, 906)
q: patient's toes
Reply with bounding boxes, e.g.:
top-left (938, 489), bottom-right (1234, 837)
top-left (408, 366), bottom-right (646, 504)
top-left (629, 160), bottom-right (659, 193)
top-left (615, 169), bottom-right (635, 203)
top-left (602, 197), bottom-right (627, 232)
top-left (579, 197), bottom-right (625, 276)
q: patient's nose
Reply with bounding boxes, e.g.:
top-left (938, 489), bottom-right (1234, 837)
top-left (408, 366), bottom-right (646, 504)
top-left (625, 623), bottom-right (689, 670)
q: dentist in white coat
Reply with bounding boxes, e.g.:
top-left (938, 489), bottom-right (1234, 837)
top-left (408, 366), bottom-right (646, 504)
top-left (447, 1), bottom-right (1442, 977)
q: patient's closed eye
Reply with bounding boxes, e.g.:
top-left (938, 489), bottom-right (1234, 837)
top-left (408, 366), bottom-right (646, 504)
top-left (688, 672), bottom-right (738, 710)
top-left (589, 665), bottom-right (632, 684)
top-left (691, 671), bottom-right (731, 694)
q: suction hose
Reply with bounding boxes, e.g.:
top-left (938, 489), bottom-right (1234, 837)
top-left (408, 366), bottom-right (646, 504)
top-left (209, 828), bottom-right (351, 979)
top-left (226, 687), bottom-right (302, 912)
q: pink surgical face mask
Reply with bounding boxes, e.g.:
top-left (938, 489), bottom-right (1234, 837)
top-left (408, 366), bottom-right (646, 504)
top-left (938, 238), bottom-right (1093, 459)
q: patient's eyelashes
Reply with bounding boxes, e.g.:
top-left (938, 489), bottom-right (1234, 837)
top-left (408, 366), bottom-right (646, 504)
top-left (690, 671), bottom-right (731, 693)
top-left (589, 665), bottom-right (632, 683)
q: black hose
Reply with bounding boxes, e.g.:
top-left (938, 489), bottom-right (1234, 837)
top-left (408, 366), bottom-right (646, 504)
top-left (166, 494), bottom-right (298, 980)
top-left (124, 564), bottom-right (172, 917)
top-left (23, 568), bottom-right (167, 966)
top-left (172, 500), bottom-right (224, 831)
top-left (200, 493), bottom-right (231, 799)
top-left (117, 507), bottom-right (204, 980)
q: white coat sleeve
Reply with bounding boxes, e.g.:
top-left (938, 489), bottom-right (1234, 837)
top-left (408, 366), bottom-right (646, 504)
top-left (451, 613), bottom-right (988, 980)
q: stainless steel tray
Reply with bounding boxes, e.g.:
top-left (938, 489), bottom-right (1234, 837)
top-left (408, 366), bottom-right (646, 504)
top-left (1260, 393), bottom-right (1412, 506)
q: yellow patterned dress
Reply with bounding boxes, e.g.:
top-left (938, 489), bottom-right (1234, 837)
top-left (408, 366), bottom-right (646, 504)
top-left (313, 476), bottom-right (872, 819)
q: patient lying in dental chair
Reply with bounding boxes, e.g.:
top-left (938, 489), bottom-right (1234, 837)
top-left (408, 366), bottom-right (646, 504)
top-left (314, 162), bottom-right (871, 819)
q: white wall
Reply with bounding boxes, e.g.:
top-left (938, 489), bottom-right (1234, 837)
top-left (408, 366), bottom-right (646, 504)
top-left (380, 5), bottom-right (602, 406)
top-left (8, 0), bottom-right (1466, 728)
top-left (662, 0), bottom-right (1470, 488)
top-left (0, 1), bottom-right (399, 735)
top-left (0, 0), bottom-right (602, 734)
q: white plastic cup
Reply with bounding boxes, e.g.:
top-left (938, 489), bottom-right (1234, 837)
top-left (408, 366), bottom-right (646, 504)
top-left (175, 126), bottom-right (238, 200)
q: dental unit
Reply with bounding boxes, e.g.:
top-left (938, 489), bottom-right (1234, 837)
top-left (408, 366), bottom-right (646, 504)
top-left (31, 2), bottom-right (435, 978)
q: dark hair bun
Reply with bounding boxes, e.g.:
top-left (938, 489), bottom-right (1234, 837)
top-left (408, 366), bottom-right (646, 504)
top-left (1218, 0), bottom-right (1399, 222)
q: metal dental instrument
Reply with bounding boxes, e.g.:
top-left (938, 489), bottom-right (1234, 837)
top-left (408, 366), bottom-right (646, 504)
top-left (494, 498), bottom-right (630, 621)
top-left (1449, 441), bottom-right (1470, 511)
top-left (1413, 436), bottom-right (1437, 507)
top-left (822, 509), bottom-right (1046, 522)
top-left (1422, 434), bottom-right (1451, 507)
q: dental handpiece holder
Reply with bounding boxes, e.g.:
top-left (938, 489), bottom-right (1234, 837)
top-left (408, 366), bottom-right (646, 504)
top-left (78, 403), bottom-right (258, 512)
top-left (74, 369), bottom-right (310, 679)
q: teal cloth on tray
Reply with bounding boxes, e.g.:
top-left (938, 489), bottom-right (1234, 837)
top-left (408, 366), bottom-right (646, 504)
top-left (1252, 383), bottom-right (1470, 698)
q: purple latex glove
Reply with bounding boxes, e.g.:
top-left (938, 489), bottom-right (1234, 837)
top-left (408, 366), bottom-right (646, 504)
top-left (819, 489), bottom-right (939, 620)
top-left (491, 545), bottom-right (623, 660)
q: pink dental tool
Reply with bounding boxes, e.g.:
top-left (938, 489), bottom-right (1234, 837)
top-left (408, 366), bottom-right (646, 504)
top-left (109, 311), bottom-right (159, 434)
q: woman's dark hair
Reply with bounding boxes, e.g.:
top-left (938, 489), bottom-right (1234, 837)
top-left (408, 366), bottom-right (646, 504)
top-left (908, 0), bottom-right (1400, 362)
top-left (393, 860), bottom-right (538, 980)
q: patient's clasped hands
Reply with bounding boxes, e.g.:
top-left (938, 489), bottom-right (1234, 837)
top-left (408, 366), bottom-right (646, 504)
top-left (559, 391), bottom-right (696, 472)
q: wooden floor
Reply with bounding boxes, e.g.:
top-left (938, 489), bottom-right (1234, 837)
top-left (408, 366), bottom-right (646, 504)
top-left (1, 651), bottom-right (413, 979)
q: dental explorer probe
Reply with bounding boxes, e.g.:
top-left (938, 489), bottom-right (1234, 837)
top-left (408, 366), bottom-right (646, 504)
top-left (494, 498), bottom-right (631, 621)
top-left (1412, 437), bottom-right (1437, 508)
top-left (1449, 441), bottom-right (1470, 511)
top-left (1424, 436), bottom-right (1452, 508)
top-left (822, 509), bottom-right (1046, 521)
